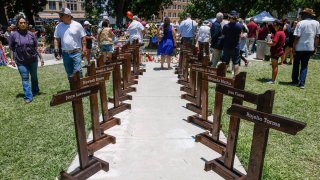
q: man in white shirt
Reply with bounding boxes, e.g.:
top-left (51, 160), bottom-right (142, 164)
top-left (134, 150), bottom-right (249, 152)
top-left (54, 7), bottom-right (87, 80)
top-left (291, 8), bottom-right (320, 89)
top-left (127, 16), bottom-right (146, 44)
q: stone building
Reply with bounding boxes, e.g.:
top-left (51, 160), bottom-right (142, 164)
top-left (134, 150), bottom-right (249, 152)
top-left (38, 0), bottom-right (85, 20)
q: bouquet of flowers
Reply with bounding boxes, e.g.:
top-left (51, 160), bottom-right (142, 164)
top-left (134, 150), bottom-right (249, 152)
top-left (148, 23), bottom-right (158, 38)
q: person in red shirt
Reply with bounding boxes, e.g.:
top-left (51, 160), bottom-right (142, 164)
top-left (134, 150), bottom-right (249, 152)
top-left (246, 18), bottom-right (259, 54)
top-left (266, 20), bottom-right (286, 84)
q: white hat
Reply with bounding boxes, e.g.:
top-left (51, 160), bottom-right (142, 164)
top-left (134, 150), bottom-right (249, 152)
top-left (103, 16), bottom-right (109, 21)
top-left (57, 7), bottom-right (72, 16)
top-left (84, 21), bottom-right (91, 25)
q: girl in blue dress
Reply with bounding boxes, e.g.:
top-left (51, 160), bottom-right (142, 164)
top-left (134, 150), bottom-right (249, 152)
top-left (157, 17), bottom-right (176, 69)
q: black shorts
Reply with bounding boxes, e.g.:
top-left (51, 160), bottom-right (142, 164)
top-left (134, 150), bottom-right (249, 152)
top-left (221, 49), bottom-right (240, 65)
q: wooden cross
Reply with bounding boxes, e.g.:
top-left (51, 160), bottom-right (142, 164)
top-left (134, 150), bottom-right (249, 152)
top-left (50, 71), bottom-right (110, 179)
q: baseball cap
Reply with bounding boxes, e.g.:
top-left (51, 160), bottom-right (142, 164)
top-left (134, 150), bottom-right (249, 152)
top-left (84, 21), bottom-right (91, 25)
top-left (229, 10), bottom-right (238, 18)
top-left (57, 7), bottom-right (72, 16)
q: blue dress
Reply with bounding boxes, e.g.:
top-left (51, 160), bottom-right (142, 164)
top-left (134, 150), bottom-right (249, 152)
top-left (157, 25), bottom-right (174, 56)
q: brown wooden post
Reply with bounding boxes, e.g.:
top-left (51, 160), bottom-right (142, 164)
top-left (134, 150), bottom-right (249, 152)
top-left (185, 63), bottom-right (228, 131)
top-left (246, 90), bottom-right (274, 179)
top-left (87, 62), bottom-right (102, 141)
top-left (70, 71), bottom-right (89, 169)
top-left (220, 72), bottom-right (246, 169)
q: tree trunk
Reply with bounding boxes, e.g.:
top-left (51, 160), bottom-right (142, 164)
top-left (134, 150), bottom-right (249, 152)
top-left (24, 5), bottom-right (35, 26)
top-left (115, 0), bottom-right (125, 27)
top-left (0, 2), bottom-right (8, 27)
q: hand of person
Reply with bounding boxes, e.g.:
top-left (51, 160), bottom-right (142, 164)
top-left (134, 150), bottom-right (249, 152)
top-left (40, 59), bottom-right (44, 66)
top-left (9, 60), bottom-right (16, 67)
top-left (82, 49), bottom-right (87, 56)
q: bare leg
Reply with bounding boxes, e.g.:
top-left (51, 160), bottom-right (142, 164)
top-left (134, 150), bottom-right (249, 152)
top-left (86, 49), bottom-right (91, 64)
top-left (233, 64), bottom-right (239, 77)
top-left (271, 59), bottom-right (278, 81)
top-left (167, 55), bottom-right (172, 69)
top-left (160, 55), bottom-right (165, 69)
top-left (288, 47), bottom-right (293, 64)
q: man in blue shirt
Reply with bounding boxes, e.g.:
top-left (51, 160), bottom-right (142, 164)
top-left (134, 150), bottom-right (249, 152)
top-left (179, 13), bottom-right (197, 45)
top-left (210, 12), bottom-right (224, 67)
top-left (221, 10), bottom-right (242, 76)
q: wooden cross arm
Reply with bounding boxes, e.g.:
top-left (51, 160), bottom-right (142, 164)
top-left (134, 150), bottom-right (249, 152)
top-left (50, 85), bottom-right (100, 106)
top-left (227, 104), bottom-right (306, 135)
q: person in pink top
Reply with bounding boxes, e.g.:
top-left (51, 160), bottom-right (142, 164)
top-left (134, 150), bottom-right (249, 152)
top-left (247, 18), bottom-right (259, 54)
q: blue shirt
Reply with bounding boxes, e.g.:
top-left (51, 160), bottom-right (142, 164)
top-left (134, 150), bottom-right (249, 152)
top-left (179, 18), bottom-right (197, 38)
top-left (210, 21), bottom-right (222, 49)
top-left (222, 22), bottom-right (242, 50)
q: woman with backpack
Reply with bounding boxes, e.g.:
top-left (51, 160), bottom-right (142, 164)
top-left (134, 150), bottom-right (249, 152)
top-left (9, 16), bottom-right (44, 104)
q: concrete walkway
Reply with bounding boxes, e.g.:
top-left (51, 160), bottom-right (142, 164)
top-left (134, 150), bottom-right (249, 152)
top-left (67, 62), bottom-right (246, 179)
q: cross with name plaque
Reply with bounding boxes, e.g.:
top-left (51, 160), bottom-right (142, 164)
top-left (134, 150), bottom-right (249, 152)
top-left (106, 49), bottom-right (132, 117)
top-left (195, 72), bottom-right (246, 155)
top-left (204, 86), bottom-right (306, 179)
top-left (50, 71), bottom-right (111, 179)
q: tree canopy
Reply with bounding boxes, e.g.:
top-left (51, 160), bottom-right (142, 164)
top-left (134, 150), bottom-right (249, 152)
top-left (106, 0), bottom-right (172, 26)
top-left (0, 0), bottom-right (47, 26)
top-left (184, 0), bottom-right (319, 20)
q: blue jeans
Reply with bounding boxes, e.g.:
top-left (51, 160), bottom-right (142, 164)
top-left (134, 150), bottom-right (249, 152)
top-left (17, 61), bottom-right (39, 101)
top-left (62, 51), bottom-right (82, 80)
top-left (100, 44), bottom-right (113, 52)
top-left (292, 51), bottom-right (313, 86)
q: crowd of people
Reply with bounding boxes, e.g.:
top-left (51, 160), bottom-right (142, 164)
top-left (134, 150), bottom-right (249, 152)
top-left (0, 7), bottom-right (319, 104)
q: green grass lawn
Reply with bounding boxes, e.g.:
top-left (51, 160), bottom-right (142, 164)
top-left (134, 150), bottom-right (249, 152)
top-left (208, 58), bottom-right (320, 179)
top-left (0, 59), bottom-right (319, 179)
top-left (0, 64), bottom-right (112, 179)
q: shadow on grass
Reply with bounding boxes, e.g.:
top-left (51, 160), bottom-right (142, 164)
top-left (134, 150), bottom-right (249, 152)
top-left (256, 77), bottom-right (270, 83)
top-left (16, 93), bottom-right (24, 98)
top-left (278, 81), bottom-right (297, 86)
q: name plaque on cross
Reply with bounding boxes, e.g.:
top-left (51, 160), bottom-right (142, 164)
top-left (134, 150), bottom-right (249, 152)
top-left (50, 84), bottom-right (100, 106)
top-left (80, 73), bottom-right (110, 87)
top-left (227, 104), bottom-right (306, 135)
top-left (95, 66), bottom-right (114, 74)
top-left (192, 64), bottom-right (217, 75)
top-left (216, 84), bottom-right (259, 104)
top-left (204, 75), bottom-right (234, 86)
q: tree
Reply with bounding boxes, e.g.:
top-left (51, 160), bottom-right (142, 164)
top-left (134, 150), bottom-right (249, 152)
top-left (84, 0), bottom-right (106, 24)
top-left (183, 0), bottom-right (318, 20)
top-left (106, 0), bottom-right (172, 26)
top-left (0, 0), bottom-right (9, 26)
top-left (5, 0), bottom-right (47, 26)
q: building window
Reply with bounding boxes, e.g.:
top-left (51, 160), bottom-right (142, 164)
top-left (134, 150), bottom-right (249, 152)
top-left (48, 1), bottom-right (56, 10)
top-left (173, 13), bottom-right (176, 17)
top-left (169, 12), bottom-right (171, 17)
top-left (174, 4), bottom-right (176, 9)
top-left (59, 2), bottom-right (63, 10)
top-left (178, 5), bottom-right (181, 9)
top-left (66, 0), bottom-right (77, 11)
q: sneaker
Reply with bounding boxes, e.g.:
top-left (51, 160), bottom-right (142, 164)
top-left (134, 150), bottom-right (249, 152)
top-left (298, 85), bottom-right (305, 89)
top-left (266, 80), bottom-right (275, 84)
top-left (24, 99), bottom-right (32, 104)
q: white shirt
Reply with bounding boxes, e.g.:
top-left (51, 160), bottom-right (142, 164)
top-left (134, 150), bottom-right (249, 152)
top-left (54, 20), bottom-right (86, 51)
top-left (294, 18), bottom-right (320, 51)
top-left (128, 20), bottom-right (145, 43)
top-left (197, 25), bottom-right (211, 43)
